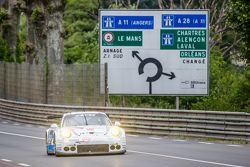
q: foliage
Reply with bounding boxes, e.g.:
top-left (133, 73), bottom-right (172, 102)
top-left (31, 7), bottom-right (44, 24)
top-left (192, 47), bottom-right (244, 111)
top-left (227, 0), bottom-right (250, 63)
top-left (0, 33), bottom-right (25, 63)
top-left (100, 0), bottom-right (110, 8)
top-left (0, 36), bottom-right (12, 62)
top-left (16, 34), bottom-right (25, 63)
top-left (234, 67), bottom-right (250, 112)
top-left (64, 29), bottom-right (99, 63)
top-left (104, 0), bottom-right (158, 9)
top-left (0, 8), bottom-right (8, 25)
top-left (16, 13), bottom-right (26, 63)
top-left (136, 0), bottom-right (158, 9)
top-left (0, 8), bottom-right (12, 62)
top-left (63, 0), bottom-right (99, 64)
top-left (110, 96), bottom-right (176, 109)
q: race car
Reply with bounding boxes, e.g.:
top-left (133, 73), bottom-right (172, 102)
top-left (46, 111), bottom-right (126, 156)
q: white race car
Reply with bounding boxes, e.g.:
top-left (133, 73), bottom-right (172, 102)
top-left (46, 112), bottom-right (126, 156)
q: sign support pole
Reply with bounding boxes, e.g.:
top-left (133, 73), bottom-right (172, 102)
top-left (176, 96), bottom-right (180, 110)
top-left (104, 63), bottom-right (109, 107)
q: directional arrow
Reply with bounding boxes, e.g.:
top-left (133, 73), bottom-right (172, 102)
top-left (132, 51), bottom-right (142, 62)
top-left (162, 72), bottom-right (176, 80)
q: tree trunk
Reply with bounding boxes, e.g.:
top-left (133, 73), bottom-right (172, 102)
top-left (2, 0), bottom-right (64, 64)
top-left (46, 0), bottom-right (64, 64)
top-left (26, 1), bottom-right (47, 64)
top-left (45, 0), bottom-right (65, 104)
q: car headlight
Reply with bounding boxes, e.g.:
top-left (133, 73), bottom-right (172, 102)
top-left (61, 128), bottom-right (71, 138)
top-left (111, 126), bottom-right (121, 137)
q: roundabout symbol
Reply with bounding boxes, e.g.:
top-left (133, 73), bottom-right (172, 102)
top-left (132, 51), bottom-right (176, 94)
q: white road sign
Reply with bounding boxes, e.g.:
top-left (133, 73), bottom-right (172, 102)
top-left (100, 10), bottom-right (209, 95)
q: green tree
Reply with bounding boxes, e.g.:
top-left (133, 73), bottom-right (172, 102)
top-left (0, 35), bottom-right (11, 62)
top-left (63, 0), bottom-right (99, 64)
top-left (16, 13), bottom-right (27, 63)
top-left (192, 47), bottom-right (243, 111)
top-left (0, 8), bottom-right (8, 25)
top-left (0, 8), bottom-right (11, 61)
top-left (227, 0), bottom-right (250, 63)
top-left (234, 67), bottom-right (250, 112)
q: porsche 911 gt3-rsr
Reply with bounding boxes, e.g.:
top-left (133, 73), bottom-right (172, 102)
top-left (46, 112), bottom-right (126, 156)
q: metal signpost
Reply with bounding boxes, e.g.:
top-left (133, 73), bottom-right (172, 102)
top-left (100, 10), bottom-right (209, 96)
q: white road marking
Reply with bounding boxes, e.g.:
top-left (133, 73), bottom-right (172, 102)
top-left (174, 139), bottom-right (186, 142)
top-left (0, 130), bottom-right (246, 167)
top-left (13, 123), bottom-right (20, 126)
top-left (127, 134), bottom-right (139, 137)
top-left (0, 131), bottom-right (44, 140)
top-left (1, 159), bottom-right (12, 162)
top-left (149, 137), bottom-right (161, 140)
top-left (18, 163), bottom-right (30, 167)
top-left (2, 121), bottom-right (8, 124)
top-left (128, 150), bottom-right (245, 167)
top-left (227, 145), bottom-right (242, 147)
top-left (198, 142), bottom-right (214, 145)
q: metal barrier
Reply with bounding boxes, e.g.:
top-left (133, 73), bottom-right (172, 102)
top-left (0, 98), bottom-right (249, 142)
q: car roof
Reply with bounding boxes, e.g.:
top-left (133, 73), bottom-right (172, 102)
top-left (63, 111), bottom-right (106, 117)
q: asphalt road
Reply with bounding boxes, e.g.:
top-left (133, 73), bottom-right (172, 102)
top-left (0, 118), bottom-right (250, 167)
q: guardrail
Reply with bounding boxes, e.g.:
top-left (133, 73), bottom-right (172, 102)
top-left (0, 98), bottom-right (250, 142)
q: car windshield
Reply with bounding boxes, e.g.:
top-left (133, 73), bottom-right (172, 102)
top-left (62, 113), bottom-right (112, 127)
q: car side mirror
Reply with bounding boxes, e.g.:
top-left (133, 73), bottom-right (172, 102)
top-left (50, 123), bottom-right (58, 128)
top-left (114, 121), bottom-right (121, 127)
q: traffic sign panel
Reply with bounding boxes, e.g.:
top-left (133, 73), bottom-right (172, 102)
top-left (102, 31), bottom-right (142, 46)
top-left (99, 10), bottom-right (209, 95)
top-left (160, 29), bottom-right (207, 50)
top-left (102, 16), bottom-right (154, 29)
top-left (161, 14), bottom-right (207, 28)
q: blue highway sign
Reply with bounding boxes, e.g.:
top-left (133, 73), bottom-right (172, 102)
top-left (102, 16), bottom-right (154, 29)
top-left (162, 14), bottom-right (206, 28)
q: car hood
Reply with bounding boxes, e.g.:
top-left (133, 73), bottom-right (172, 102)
top-left (69, 126), bottom-right (110, 136)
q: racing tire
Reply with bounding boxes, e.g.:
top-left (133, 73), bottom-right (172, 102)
top-left (55, 150), bottom-right (63, 157)
top-left (55, 153), bottom-right (61, 157)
